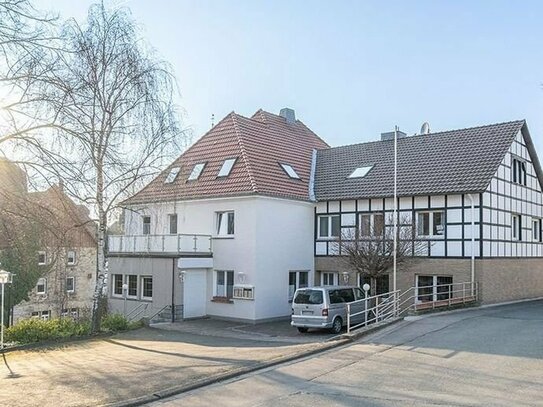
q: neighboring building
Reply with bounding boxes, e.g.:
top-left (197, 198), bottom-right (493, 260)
top-left (108, 109), bottom-right (329, 322)
top-left (314, 120), bottom-right (543, 304)
top-left (0, 159), bottom-right (97, 322)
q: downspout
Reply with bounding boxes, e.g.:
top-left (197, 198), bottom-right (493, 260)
top-left (171, 258), bottom-right (176, 323)
top-left (308, 149), bottom-right (317, 202)
top-left (466, 194), bottom-right (475, 295)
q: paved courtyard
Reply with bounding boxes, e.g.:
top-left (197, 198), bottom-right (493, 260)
top-left (151, 300), bottom-right (543, 407)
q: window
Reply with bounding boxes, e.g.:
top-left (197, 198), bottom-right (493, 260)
top-left (512, 214), bottom-right (521, 241)
top-left (360, 213), bottom-right (384, 237)
top-left (329, 288), bottom-right (355, 303)
top-left (127, 275), bottom-right (138, 297)
top-left (216, 211), bottom-right (235, 236)
top-left (165, 166), bottom-right (180, 183)
top-left (61, 308), bottom-right (79, 320)
top-left (321, 272), bottom-right (338, 286)
top-left (416, 275), bottom-right (452, 302)
top-left (533, 218), bottom-right (542, 242)
top-left (512, 158), bottom-right (527, 186)
top-left (38, 251), bottom-right (47, 265)
top-left (66, 277), bottom-right (75, 293)
top-left (417, 211), bottom-right (444, 237)
top-left (215, 270), bottom-right (234, 298)
top-left (279, 163), bottom-right (300, 179)
top-left (168, 214), bottom-right (178, 234)
top-left (359, 274), bottom-right (389, 295)
top-left (113, 274), bottom-right (123, 296)
top-left (318, 215), bottom-right (340, 239)
top-left (188, 163), bottom-right (205, 181)
top-left (142, 215), bottom-right (151, 235)
top-left (36, 278), bottom-right (47, 294)
top-left (39, 310), bottom-right (50, 321)
top-left (348, 166), bottom-right (373, 179)
top-left (288, 271), bottom-right (309, 301)
top-left (218, 158), bottom-right (236, 177)
top-left (141, 276), bottom-right (153, 300)
top-left (67, 250), bottom-right (76, 265)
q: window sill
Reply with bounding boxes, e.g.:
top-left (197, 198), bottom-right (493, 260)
top-left (211, 296), bottom-right (234, 304)
top-left (212, 235), bottom-right (235, 239)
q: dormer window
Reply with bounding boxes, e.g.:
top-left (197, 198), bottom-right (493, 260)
top-left (188, 163), bottom-right (205, 181)
top-left (218, 158), bottom-right (236, 177)
top-left (165, 167), bottom-right (180, 183)
top-left (280, 163), bottom-right (300, 179)
top-left (348, 166), bottom-right (373, 179)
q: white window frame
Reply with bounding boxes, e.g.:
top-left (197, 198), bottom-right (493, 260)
top-left (288, 270), bottom-right (309, 302)
top-left (214, 270), bottom-right (234, 298)
top-left (512, 158), bottom-right (527, 186)
top-left (321, 272), bottom-right (338, 286)
top-left (66, 276), bottom-right (75, 293)
top-left (218, 158), bottom-right (236, 177)
top-left (38, 251), bottom-right (47, 265)
top-left (416, 210), bottom-right (445, 238)
top-left (279, 163), bottom-right (300, 179)
top-left (142, 215), bottom-right (151, 235)
top-left (112, 274), bottom-right (124, 297)
top-left (348, 165), bottom-right (373, 179)
top-left (40, 310), bottom-right (50, 321)
top-left (165, 166), bottom-right (180, 183)
top-left (126, 275), bottom-right (138, 298)
top-left (188, 162), bottom-right (206, 181)
top-left (317, 215), bottom-right (340, 239)
top-left (216, 211), bottom-right (235, 236)
top-left (533, 218), bottom-right (542, 242)
top-left (36, 278), bottom-right (47, 294)
top-left (359, 213), bottom-right (385, 237)
top-left (67, 250), bottom-right (77, 265)
top-left (141, 276), bottom-right (153, 300)
top-left (512, 214), bottom-right (522, 241)
top-left (168, 213), bottom-right (178, 235)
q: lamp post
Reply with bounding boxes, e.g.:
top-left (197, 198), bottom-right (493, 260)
top-left (362, 283), bottom-right (370, 326)
top-left (0, 268), bottom-right (13, 350)
top-left (393, 126), bottom-right (398, 316)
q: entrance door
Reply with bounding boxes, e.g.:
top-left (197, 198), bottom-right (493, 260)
top-left (183, 270), bottom-right (207, 318)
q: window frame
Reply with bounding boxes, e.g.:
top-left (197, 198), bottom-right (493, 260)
top-left (168, 213), bottom-right (178, 235)
top-left (288, 270), bottom-right (309, 302)
top-left (216, 211), bottom-right (235, 236)
top-left (512, 157), bottom-right (527, 186)
top-left (321, 272), bottom-right (338, 286)
top-left (533, 218), bottom-right (542, 242)
top-left (36, 278), bottom-right (47, 295)
top-left (415, 275), bottom-right (453, 303)
top-left (187, 162), bottom-right (206, 181)
top-left (512, 214), bottom-right (522, 241)
top-left (218, 158), bottom-right (237, 177)
top-left (279, 163), bottom-right (300, 179)
top-left (66, 276), bottom-right (75, 293)
top-left (126, 275), bottom-right (138, 298)
top-left (67, 250), bottom-right (77, 266)
top-left (112, 274), bottom-right (124, 297)
top-left (38, 251), bottom-right (47, 265)
top-left (142, 215), bottom-right (151, 235)
top-left (164, 166), bottom-right (181, 183)
top-left (359, 213), bottom-right (385, 237)
top-left (214, 270), bottom-right (234, 299)
top-left (141, 276), bottom-right (153, 301)
top-left (317, 215), bottom-right (340, 239)
top-left (416, 210), bottom-right (445, 238)
top-left (348, 165), bottom-right (373, 179)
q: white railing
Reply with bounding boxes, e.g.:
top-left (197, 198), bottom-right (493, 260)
top-left (108, 234), bottom-right (212, 254)
top-left (346, 290), bottom-right (401, 333)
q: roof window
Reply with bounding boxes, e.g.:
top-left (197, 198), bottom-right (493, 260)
top-left (280, 163), bottom-right (300, 179)
top-left (348, 166), bottom-right (373, 179)
top-left (218, 158), bottom-right (236, 177)
top-left (164, 167), bottom-right (180, 183)
top-left (188, 163), bottom-right (206, 181)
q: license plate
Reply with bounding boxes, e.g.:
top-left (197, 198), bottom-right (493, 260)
top-left (302, 310), bottom-right (313, 315)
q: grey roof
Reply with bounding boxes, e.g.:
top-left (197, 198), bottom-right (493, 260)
top-left (314, 120), bottom-right (542, 201)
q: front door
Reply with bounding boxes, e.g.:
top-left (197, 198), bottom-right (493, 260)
top-left (183, 270), bottom-right (207, 318)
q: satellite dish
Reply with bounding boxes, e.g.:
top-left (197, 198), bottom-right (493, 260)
top-left (421, 122), bottom-right (431, 135)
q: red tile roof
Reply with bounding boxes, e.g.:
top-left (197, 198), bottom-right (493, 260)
top-left (123, 109), bottom-right (329, 205)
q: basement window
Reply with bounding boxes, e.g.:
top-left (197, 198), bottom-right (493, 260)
top-left (188, 163), bottom-right (206, 181)
top-left (348, 166), bottom-right (373, 179)
top-left (164, 167), bottom-right (180, 183)
top-left (279, 163), bottom-right (300, 179)
top-left (218, 158), bottom-right (236, 177)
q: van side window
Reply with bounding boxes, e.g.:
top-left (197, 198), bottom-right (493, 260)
top-left (329, 290), bottom-right (345, 304)
top-left (339, 289), bottom-right (355, 303)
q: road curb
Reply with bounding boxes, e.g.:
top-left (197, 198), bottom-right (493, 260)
top-left (106, 321), bottom-right (399, 407)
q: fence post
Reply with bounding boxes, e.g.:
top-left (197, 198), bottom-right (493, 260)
top-left (376, 297), bottom-right (379, 322)
top-left (364, 290), bottom-right (368, 327)
top-left (347, 303), bottom-right (351, 333)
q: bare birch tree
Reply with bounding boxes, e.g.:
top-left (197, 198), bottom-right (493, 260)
top-left (32, 3), bottom-right (186, 332)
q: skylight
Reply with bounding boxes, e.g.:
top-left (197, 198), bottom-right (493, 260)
top-left (164, 167), bottom-right (180, 183)
top-left (280, 163), bottom-right (300, 179)
top-left (188, 163), bottom-right (205, 181)
top-left (218, 158), bottom-right (236, 177)
top-left (348, 166), bottom-right (373, 179)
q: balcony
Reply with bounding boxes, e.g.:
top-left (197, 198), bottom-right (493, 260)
top-left (108, 234), bottom-right (212, 256)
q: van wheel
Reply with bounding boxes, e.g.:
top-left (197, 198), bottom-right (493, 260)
top-left (330, 317), bottom-right (343, 334)
top-left (297, 327), bottom-right (308, 333)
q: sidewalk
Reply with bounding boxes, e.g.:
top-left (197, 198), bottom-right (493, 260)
top-left (0, 322), bottom-right (339, 407)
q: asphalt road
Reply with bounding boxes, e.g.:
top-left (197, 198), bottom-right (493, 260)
top-left (150, 300), bottom-right (543, 407)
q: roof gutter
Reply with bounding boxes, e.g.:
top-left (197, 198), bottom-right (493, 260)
top-left (308, 149), bottom-right (317, 202)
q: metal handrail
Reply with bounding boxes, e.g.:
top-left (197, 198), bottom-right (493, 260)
top-left (147, 305), bottom-right (171, 322)
top-left (126, 302), bottom-right (148, 319)
top-left (127, 303), bottom-right (150, 322)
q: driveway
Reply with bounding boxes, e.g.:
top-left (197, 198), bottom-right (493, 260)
top-left (150, 300), bottom-right (543, 406)
top-left (0, 319), bottom-right (334, 407)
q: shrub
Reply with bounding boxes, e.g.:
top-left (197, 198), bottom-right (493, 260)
top-left (5, 318), bottom-right (91, 344)
top-left (101, 313), bottom-right (130, 332)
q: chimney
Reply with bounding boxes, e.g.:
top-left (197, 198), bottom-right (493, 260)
top-left (279, 108), bottom-right (296, 124)
top-left (381, 129), bottom-right (407, 141)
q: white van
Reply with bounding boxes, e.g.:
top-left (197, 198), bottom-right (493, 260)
top-left (290, 286), bottom-right (365, 334)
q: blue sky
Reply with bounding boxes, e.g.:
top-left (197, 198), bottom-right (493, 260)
top-left (37, 0), bottom-right (543, 151)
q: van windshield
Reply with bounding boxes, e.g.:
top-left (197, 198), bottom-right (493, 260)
top-left (294, 289), bottom-right (323, 305)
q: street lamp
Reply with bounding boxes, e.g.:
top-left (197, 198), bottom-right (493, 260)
top-left (362, 283), bottom-right (370, 326)
top-left (0, 267), bottom-right (13, 350)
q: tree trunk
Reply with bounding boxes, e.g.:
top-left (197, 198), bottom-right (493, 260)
top-left (370, 276), bottom-right (377, 296)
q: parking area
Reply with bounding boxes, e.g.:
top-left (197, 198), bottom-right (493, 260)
top-left (0, 318), bottom-right (335, 407)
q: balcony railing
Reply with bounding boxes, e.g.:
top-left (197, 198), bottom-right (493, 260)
top-left (108, 234), bottom-right (212, 255)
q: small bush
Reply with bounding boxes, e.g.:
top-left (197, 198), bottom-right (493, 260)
top-left (101, 313), bottom-right (130, 332)
top-left (5, 318), bottom-right (91, 344)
